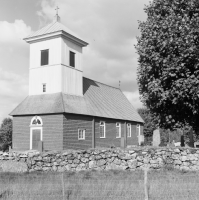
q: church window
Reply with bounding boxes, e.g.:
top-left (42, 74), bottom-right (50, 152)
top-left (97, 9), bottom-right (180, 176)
top-left (41, 49), bottom-right (49, 66)
top-left (78, 129), bottom-right (85, 140)
top-left (100, 121), bottom-right (105, 138)
top-left (127, 123), bottom-right (131, 137)
top-left (116, 123), bottom-right (121, 138)
top-left (69, 51), bottom-right (75, 67)
top-left (30, 116), bottom-right (43, 126)
top-left (136, 124), bottom-right (140, 136)
top-left (32, 119), bottom-right (41, 125)
top-left (43, 84), bottom-right (46, 92)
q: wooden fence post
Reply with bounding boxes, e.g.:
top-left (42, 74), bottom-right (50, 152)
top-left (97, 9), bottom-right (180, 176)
top-left (144, 168), bottom-right (149, 200)
top-left (61, 173), bottom-right (65, 200)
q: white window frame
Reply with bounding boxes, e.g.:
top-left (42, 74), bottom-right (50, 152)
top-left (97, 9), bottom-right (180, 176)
top-left (99, 121), bottom-right (106, 138)
top-left (127, 123), bottom-right (131, 137)
top-left (136, 124), bottom-right (140, 136)
top-left (30, 116), bottom-right (43, 150)
top-left (78, 129), bottom-right (85, 140)
top-left (116, 122), bottom-right (121, 138)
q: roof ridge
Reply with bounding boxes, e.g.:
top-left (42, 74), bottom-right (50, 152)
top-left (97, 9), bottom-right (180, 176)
top-left (83, 77), bottom-right (120, 90)
top-left (43, 21), bottom-right (57, 35)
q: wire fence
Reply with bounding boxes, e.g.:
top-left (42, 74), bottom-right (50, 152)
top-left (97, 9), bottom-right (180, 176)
top-left (1, 170), bottom-right (199, 200)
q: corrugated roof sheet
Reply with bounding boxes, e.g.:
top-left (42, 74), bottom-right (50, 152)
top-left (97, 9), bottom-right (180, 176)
top-left (10, 77), bottom-right (144, 123)
top-left (25, 21), bottom-right (82, 41)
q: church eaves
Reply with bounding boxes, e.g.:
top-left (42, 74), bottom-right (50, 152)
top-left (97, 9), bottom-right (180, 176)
top-left (10, 77), bottom-right (144, 123)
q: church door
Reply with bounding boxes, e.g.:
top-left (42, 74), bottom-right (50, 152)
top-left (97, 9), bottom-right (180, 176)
top-left (32, 129), bottom-right (41, 150)
top-left (30, 116), bottom-right (43, 150)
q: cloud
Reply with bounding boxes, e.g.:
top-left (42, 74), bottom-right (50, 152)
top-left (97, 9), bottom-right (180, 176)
top-left (0, 20), bottom-right (31, 123)
top-left (0, 20), bottom-right (31, 44)
top-left (0, 20), bottom-right (31, 75)
top-left (0, 68), bottom-right (28, 123)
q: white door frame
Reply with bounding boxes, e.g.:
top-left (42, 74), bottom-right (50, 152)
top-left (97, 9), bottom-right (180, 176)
top-left (30, 127), bottom-right (43, 150)
top-left (30, 116), bottom-right (43, 150)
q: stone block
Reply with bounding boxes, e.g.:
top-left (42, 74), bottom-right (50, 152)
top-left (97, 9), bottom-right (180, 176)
top-left (181, 156), bottom-right (187, 161)
top-left (113, 158), bottom-right (121, 165)
top-left (150, 160), bottom-right (158, 164)
top-left (81, 157), bottom-right (89, 163)
top-left (97, 159), bottom-right (106, 166)
top-left (89, 161), bottom-right (97, 168)
top-left (174, 149), bottom-right (180, 153)
top-left (174, 160), bottom-right (182, 165)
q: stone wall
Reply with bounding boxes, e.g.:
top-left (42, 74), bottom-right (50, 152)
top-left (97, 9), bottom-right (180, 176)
top-left (1, 148), bottom-right (199, 173)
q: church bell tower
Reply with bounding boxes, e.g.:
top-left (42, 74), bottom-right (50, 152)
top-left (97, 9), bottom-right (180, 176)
top-left (24, 9), bottom-right (88, 96)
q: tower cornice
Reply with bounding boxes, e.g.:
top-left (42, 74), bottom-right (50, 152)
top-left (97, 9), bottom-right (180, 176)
top-left (24, 30), bottom-right (88, 47)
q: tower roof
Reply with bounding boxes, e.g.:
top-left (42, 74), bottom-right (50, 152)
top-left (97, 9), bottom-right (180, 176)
top-left (24, 20), bottom-right (88, 47)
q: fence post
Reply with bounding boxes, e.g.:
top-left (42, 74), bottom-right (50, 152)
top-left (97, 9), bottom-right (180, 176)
top-left (61, 173), bottom-right (65, 200)
top-left (144, 168), bottom-right (149, 200)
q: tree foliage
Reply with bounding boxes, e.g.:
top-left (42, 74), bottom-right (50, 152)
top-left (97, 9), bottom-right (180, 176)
top-left (0, 118), bottom-right (12, 148)
top-left (136, 0), bottom-right (199, 131)
top-left (137, 107), bottom-right (157, 138)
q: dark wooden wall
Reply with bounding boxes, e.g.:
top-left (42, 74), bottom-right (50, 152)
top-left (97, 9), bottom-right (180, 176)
top-left (13, 113), bottom-right (143, 151)
top-left (13, 114), bottom-right (63, 151)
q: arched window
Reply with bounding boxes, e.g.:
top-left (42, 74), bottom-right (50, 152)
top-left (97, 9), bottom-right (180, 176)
top-left (30, 116), bottom-right (43, 126)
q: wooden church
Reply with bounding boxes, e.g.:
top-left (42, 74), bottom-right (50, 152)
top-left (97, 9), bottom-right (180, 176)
top-left (10, 12), bottom-right (144, 151)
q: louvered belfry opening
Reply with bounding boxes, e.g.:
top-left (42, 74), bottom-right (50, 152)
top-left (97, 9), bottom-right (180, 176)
top-left (41, 49), bottom-right (49, 66)
top-left (69, 51), bottom-right (75, 67)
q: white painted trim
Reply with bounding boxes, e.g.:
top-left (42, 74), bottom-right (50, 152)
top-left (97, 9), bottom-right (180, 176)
top-left (30, 127), bottom-right (43, 150)
top-left (127, 123), bottom-right (131, 137)
top-left (100, 121), bottom-right (106, 138)
top-left (136, 124), bottom-right (141, 145)
top-left (30, 63), bottom-right (83, 72)
top-left (78, 129), bottom-right (85, 140)
top-left (116, 122), bottom-right (121, 138)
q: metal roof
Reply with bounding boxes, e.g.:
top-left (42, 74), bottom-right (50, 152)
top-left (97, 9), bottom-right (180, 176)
top-left (24, 21), bottom-right (87, 45)
top-left (10, 77), bottom-right (144, 123)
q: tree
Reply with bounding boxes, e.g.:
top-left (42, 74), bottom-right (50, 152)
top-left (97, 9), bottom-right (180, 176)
top-left (137, 108), bottom-right (157, 140)
top-left (136, 0), bottom-right (199, 132)
top-left (0, 118), bottom-right (12, 150)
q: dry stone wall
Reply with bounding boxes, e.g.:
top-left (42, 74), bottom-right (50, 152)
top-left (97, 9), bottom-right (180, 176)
top-left (1, 148), bottom-right (199, 173)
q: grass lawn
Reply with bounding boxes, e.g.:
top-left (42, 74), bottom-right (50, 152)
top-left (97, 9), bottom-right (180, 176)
top-left (0, 169), bottom-right (199, 200)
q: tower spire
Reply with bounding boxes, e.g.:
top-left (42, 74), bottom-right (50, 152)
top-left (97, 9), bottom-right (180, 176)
top-left (55, 6), bottom-right (60, 22)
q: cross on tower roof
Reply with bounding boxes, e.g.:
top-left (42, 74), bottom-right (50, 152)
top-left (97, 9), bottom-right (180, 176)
top-left (55, 6), bottom-right (60, 22)
top-left (55, 6), bottom-right (59, 16)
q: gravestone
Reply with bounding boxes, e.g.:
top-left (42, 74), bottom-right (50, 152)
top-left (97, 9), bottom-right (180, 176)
top-left (153, 129), bottom-right (160, 147)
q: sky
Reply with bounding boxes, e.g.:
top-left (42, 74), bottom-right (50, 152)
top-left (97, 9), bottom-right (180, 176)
top-left (0, 0), bottom-right (149, 123)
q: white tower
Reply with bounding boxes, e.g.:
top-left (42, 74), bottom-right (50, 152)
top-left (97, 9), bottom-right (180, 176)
top-left (24, 11), bottom-right (88, 96)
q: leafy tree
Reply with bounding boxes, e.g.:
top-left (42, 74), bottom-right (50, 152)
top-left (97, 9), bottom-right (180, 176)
top-left (0, 118), bottom-right (12, 150)
top-left (137, 107), bottom-right (157, 139)
top-left (136, 0), bottom-right (199, 132)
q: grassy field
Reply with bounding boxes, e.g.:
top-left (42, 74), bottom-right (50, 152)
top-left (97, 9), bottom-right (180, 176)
top-left (0, 169), bottom-right (199, 200)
